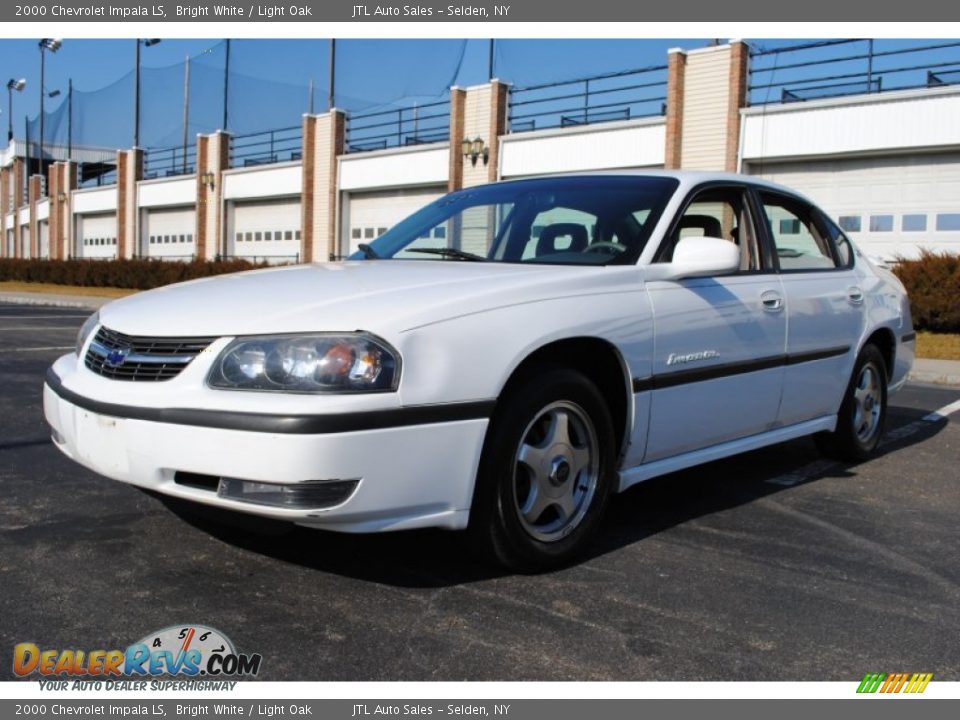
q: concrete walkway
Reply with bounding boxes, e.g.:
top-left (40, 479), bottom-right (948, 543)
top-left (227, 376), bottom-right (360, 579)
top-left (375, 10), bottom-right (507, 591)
top-left (1, 289), bottom-right (959, 386)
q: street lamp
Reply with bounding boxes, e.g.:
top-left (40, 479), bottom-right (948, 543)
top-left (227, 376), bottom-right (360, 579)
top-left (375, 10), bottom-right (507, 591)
top-left (6, 78), bottom-right (26, 143)
top-left (135, 38), bottom-right (162, 148)
top-left (39, 38), bottom-right (62, 177)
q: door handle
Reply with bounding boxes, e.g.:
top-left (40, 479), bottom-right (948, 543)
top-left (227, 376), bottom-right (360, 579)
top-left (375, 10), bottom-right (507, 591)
top-left (847, 287), bottom-right (864, 305)
top-left (760, 290), bottom-right (783, 312)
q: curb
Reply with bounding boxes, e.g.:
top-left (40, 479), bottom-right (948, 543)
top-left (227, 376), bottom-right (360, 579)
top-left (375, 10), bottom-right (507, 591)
top-left (908, 370), bottom-right (960, 387)
top-left (0, 294), bottom-right (109, 310)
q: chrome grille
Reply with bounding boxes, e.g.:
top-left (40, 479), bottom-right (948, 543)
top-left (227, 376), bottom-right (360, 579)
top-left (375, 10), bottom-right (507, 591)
top-left (84, 326), bottom-right (217, 382)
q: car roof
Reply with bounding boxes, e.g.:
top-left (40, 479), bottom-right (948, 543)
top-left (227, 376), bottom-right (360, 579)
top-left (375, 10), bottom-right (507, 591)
top-left (487, 170), bottom-right (816, 206)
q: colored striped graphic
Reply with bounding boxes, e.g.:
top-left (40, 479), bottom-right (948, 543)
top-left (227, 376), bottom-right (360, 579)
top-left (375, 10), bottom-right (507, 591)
top-left (857, 672), bottom-right (933, 694)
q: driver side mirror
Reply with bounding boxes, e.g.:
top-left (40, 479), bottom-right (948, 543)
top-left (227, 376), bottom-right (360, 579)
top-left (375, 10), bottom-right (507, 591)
top-left (645, 236), bottom-right (741, 281)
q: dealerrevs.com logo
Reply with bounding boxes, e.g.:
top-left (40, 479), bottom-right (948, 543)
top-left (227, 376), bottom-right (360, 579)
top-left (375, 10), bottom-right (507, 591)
top-left (857, 673), bottom-right (933, 694)
top-left (13, 625), bottom-right (262, 685)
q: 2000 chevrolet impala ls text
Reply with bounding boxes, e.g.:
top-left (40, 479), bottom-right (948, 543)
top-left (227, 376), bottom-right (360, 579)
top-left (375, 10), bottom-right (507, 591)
top-left (44, 172), bottom-right (914, 567)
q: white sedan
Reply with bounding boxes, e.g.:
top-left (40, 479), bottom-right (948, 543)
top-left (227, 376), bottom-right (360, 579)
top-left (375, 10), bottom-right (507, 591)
top-left (44, 172), bottom-right (915, 568)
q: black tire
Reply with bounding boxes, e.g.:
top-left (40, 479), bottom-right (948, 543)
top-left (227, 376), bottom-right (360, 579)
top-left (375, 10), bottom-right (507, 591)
top-left (815, 343), bottom-right (888, 461)
top-left (467, 366), bottom-right (616, 570)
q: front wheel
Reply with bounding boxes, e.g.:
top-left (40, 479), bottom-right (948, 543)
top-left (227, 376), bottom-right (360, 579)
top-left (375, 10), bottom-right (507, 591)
top-left (467, 367), bottom-right (615, 570)
top-left (815, 343), bottom-right (888, 461)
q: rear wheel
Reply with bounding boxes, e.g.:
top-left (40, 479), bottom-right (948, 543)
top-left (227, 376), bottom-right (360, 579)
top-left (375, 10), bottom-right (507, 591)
top-left (467, 367), bottom-right (615, 570)
top-left (816, 343), bottom-right (888, 461)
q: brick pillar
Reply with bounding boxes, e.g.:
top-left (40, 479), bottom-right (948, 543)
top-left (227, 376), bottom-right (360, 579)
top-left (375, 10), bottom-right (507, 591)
top-left (447, 88), bottom-right (466, 192)
top-left (460, 81), bottom-right (507, 189)
top-left (28, 175), bottom-right (41, 259)
top-left (47, 161), bottom-right (77, 260)
top-left (726, 40), bottom-right (750, 172)
top-left (664, 48), bottom-right (687, 170)
top-left (12, 158), bottom-right (25, 258)
top-left (0, 166), bottom-right (8, 258)
top-left (301, 110), bottom-right (345, 263)
top-left (13, 158), bottom-right (25, 211)
top-left (487, 80), bottom-right (509, 183)
top-left (195, 131), bottom-right (231, 261)
top-left (47, 161), bottom-right (63, 260)
top-left (117, 149), bottom-right (144, 259)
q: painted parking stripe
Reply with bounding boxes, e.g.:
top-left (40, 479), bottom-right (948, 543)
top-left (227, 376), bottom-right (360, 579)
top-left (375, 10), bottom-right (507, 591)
top-left (765, 399), bottom-right (960, 487)
top-left (923, 398), bottom-right (960, 422)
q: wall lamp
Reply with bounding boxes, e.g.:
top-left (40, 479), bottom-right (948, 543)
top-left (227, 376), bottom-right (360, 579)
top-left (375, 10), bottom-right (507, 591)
top-left (461, 136), bottom-right (489, 167)
top-left (201, 171), bottom-right (216, 189)
top-left (57, 192), bottom-right (66, 203)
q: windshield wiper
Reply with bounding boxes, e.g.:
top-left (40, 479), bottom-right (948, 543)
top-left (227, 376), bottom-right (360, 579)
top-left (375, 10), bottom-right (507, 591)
top-left (357, 243), bottom-right (381, 259)
top-left (405, 248), bottom-right (488, 262)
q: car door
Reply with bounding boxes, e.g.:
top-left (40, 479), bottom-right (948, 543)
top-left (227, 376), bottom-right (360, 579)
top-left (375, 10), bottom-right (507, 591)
top-left (640, 184), bottom-right (787, 463)
top-left (754, 190), bottom-right (866, 426)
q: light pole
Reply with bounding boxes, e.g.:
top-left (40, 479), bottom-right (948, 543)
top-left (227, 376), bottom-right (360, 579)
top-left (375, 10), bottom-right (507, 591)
top-left (38, 38), bottom-right (62, 178)
top-left (6, 78), bottom-right (25, 143)
top-left (135, 39), bottom-right (161, 147)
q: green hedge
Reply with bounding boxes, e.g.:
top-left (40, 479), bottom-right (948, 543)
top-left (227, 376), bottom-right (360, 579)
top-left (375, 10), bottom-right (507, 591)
top-left (893, 250), bottom-right (960, 333)
top-left (0, 258), bottom-right (269, 291)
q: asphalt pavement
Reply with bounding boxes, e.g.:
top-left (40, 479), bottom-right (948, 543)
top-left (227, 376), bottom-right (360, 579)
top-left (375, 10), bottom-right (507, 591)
top-left (1, 303), bottom-right (958, 682)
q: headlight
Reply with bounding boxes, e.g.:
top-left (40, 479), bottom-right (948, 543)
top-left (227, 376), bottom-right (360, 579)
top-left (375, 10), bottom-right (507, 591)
top-left (207, 333), bottom-right (400, 393)
top-left (76, 311), bottom-right (100, 355)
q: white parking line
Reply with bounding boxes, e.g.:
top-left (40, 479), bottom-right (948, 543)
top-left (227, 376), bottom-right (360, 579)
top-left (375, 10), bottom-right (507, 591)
top-left (3, 346), bottom-right (74, 352)
top-left (765, 399), bottom-right (960, 487)
top-left (923, 398), bottom-right (960, 422)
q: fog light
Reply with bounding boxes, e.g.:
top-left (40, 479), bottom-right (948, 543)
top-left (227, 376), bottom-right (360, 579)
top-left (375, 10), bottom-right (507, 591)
top-left (217, 478), bottom-right (359, 509)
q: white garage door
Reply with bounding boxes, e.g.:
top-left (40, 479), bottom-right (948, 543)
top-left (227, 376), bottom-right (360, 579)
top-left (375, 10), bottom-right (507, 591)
top-left (39, 220), bottom-right (49, 259)
top-left (746, 152), bottom-right (960, 261)
top-left (229, 198), bottom-right (301, 263)
top-left (344, 186), bottom-right (445, 256)
top-left (20, 225), bottom-right (30, 258)
top-left (143, 206), bottom-right (196, 260)
top-left (76, 213), bottom-right (118, 259)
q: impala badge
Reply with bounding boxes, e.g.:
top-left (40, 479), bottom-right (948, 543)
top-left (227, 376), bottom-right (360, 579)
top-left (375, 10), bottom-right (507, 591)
top-left (667, 350), bottom-right (720, 366)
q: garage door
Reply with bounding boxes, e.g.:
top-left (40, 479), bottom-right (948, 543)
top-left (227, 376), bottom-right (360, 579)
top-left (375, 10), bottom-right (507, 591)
top-left (76, 212), bottom-right (118, 259)
top-left (38, 220), bottom-right (49, 259)
top-left (344, 186), bottom-right (445, 256)
top-left (20, 225), bottom-right (30, 258)
top-left (229, 198), bottom-right (301, 263)
top-left (6, 228), bottom-right (15, 257)
top-left (746, 152), bottom-right (960, 261)
top-left (143, 207), bottom-right (196, 260)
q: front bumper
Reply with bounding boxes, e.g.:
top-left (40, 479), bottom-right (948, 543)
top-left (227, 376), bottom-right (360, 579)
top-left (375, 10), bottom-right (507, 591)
top-left (43, 365), bottom-right (490, 533)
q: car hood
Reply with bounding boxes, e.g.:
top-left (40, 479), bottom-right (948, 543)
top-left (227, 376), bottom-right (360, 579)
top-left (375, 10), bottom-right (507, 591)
top-left (99, 260), bottom-right (638, 337)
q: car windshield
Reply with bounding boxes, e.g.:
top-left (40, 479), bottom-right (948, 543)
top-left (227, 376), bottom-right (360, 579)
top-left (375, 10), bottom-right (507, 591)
top-left (349, 176), bottom-right (679, 266)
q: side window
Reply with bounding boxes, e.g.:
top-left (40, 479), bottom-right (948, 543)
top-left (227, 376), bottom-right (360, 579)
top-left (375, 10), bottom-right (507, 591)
top-left (821, 213), bottom-right (856, 269)
top-left (660, 187), bottom-right (763, 272)
top-left (759, 193), bottom-right (838, 271)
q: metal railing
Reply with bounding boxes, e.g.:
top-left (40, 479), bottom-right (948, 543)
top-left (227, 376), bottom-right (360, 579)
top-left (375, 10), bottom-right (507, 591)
top-left (345, 99), bottom-right (450, 154)
top-left (145, 145), bottom-right (197, 179)
top-left (230, 126), bottom-right (303, 167)
top-left (748, 39), bottom-right (960, 106)
top-left (79, 167), bottom-right (117, 189)
top-left (508, 64), bottom-right (668, 133)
